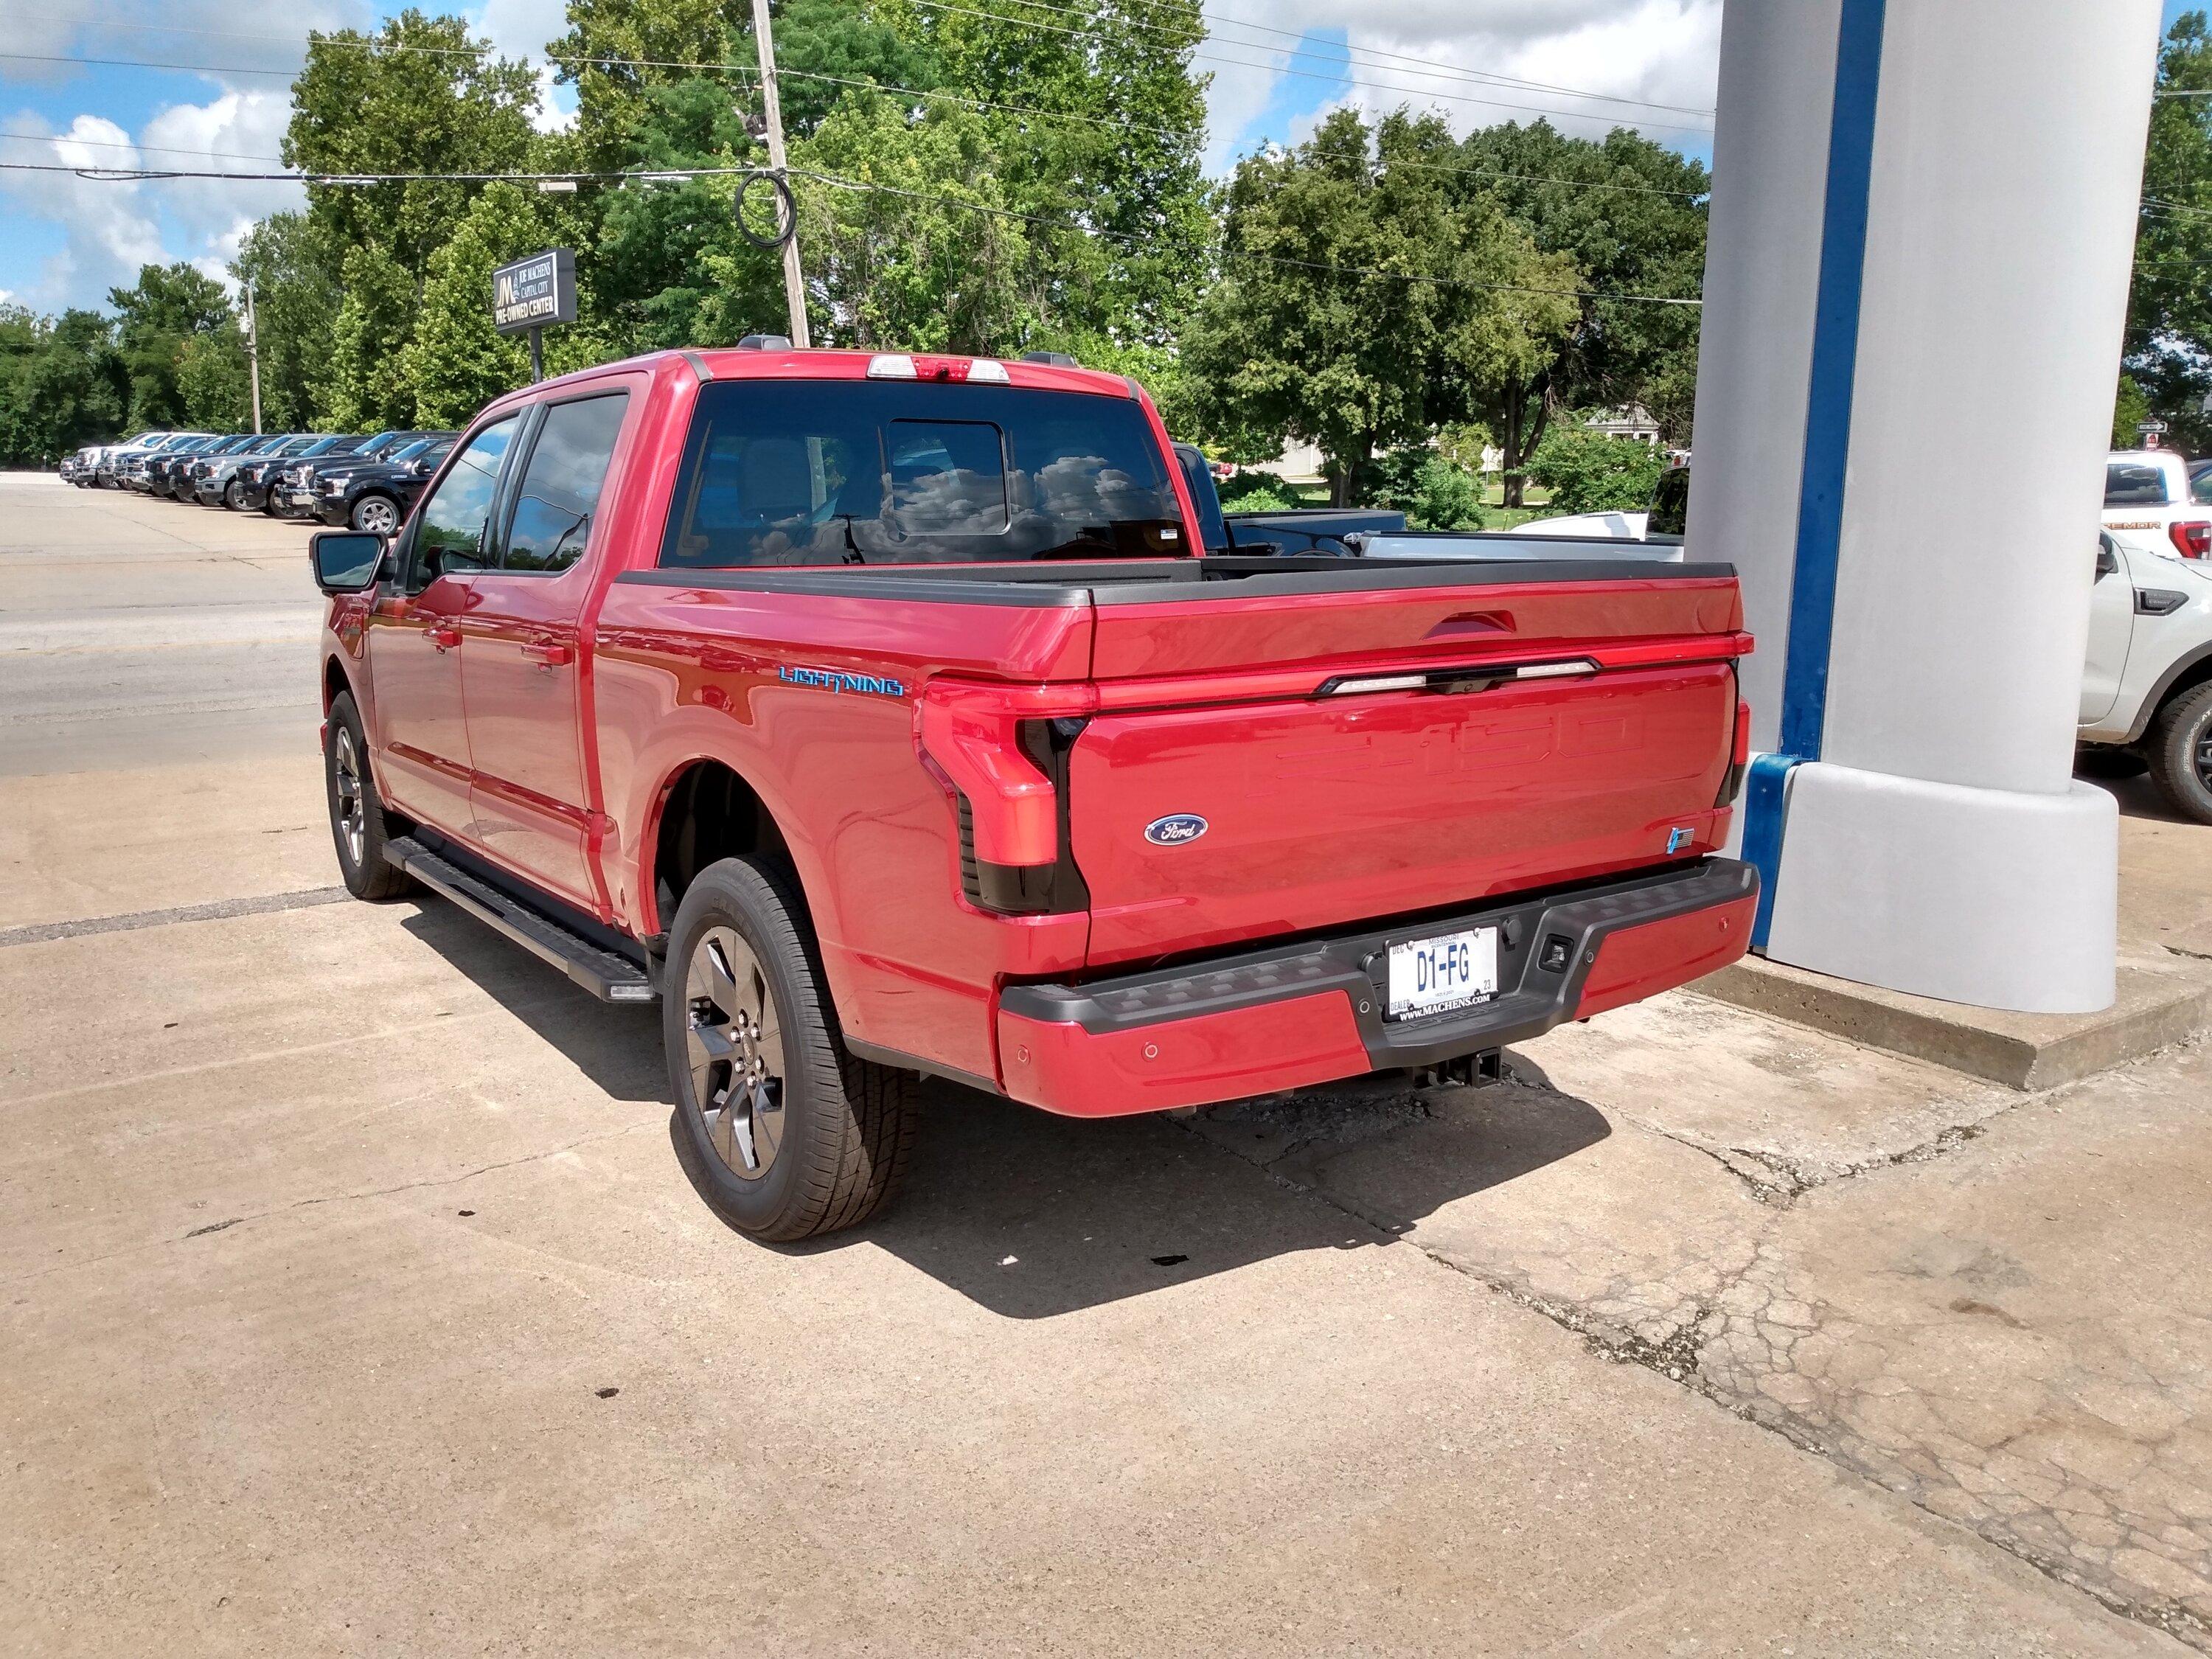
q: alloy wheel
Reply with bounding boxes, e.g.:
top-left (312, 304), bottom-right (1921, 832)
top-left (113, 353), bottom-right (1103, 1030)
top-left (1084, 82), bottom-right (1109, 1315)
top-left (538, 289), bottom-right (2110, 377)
top-left (685, 926), bottom-right (786, 1179)
top-left (354, 496), bottom-right (399, 535)
top-left (332, 724), bottom-right (366, 869)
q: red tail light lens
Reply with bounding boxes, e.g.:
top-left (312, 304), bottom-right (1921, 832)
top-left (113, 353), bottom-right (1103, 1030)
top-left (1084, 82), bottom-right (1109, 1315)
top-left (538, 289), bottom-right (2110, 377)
top-left (919, 681), bottom-right (1093, 866)
top-left (2169, 521), bottom-right (2212, 559)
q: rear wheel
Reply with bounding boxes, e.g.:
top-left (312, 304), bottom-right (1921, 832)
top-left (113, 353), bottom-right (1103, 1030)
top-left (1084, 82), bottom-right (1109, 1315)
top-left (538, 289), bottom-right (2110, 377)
top-left (351, 492), bottom-right (400, 535)
top-left (324, 691), bottom-right (414, 900)
top-left (663, 856), bottom-right (919, 1241)
top-left (2146, 681), bottom-right (2212, 824)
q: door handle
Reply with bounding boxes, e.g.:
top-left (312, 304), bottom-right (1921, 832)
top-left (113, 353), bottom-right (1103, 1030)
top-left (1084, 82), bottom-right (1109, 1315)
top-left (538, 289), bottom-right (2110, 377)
top-left (425, 625), bottom-right (462, 651)
top-left (523, 641), bottom-right (573, 668)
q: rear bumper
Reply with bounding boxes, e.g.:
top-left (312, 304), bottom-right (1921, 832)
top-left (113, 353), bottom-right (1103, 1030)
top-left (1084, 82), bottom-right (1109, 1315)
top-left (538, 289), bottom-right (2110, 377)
top-left (996, 858), bottom-right (1759, 1117)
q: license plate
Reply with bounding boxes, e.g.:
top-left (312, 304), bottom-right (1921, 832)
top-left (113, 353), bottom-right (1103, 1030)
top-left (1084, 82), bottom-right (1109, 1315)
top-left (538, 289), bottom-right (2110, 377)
top-left (1385, 927), bottom-right (1499, 1020)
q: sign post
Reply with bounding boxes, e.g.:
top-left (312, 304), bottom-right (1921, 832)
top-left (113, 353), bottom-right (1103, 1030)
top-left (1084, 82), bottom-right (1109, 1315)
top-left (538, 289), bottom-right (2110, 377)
top-left (491, 248), bottom-right (576, 383)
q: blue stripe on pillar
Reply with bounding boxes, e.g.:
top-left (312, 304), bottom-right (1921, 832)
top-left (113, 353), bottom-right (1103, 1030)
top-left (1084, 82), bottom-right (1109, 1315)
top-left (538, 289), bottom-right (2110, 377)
top-left (1742, 0), bottom-right (1889, 949)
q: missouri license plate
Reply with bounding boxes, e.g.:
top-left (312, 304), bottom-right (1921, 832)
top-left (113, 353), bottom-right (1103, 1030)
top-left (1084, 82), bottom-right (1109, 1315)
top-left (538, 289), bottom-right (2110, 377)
top-left (1385, 927), bottom-right (1499, 1020)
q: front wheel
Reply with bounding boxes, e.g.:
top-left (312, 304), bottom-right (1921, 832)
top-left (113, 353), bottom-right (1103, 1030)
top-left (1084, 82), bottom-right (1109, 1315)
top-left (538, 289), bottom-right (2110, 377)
top-left (324, 691), bottom-right (414, 900)
top-left (2147, 682), bottom-right (2212, 824)
top-left (223, 480), bottom-right (244, 509)
top-left (662, 857), bottom-right (919, 1241)
top-left (350, 493), bottom-right (400, 535)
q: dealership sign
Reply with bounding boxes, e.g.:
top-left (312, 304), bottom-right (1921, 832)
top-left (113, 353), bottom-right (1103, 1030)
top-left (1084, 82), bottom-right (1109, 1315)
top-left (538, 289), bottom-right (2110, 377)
top-left (492, 248), bottom-right (576, 335)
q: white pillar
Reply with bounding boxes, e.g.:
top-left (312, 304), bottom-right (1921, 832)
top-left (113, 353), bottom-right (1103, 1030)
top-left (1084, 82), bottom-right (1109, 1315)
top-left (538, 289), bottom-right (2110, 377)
top-left (1691, 0), bottom-right (2158, 1012)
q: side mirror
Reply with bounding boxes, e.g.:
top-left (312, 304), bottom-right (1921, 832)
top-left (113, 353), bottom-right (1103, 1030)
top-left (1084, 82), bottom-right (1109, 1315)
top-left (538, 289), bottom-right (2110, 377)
top-left (2096, 541), bottom-right (2119, 580)
top-left (311, 530), bottom-right (386, 595)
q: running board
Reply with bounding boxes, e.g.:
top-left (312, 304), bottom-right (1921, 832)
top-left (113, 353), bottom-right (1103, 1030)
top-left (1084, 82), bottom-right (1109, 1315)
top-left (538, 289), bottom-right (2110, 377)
top-left (384, 836), bottom-right (658, 1004)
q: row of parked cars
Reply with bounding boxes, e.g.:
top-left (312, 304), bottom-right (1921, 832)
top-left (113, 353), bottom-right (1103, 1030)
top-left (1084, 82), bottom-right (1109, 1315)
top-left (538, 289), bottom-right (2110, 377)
top-left (59, 428), bottom-right (459, 533)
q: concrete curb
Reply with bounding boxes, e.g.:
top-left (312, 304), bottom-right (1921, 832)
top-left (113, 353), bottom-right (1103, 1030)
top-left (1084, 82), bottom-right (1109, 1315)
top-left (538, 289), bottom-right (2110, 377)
top-left (1691, 956), bottom-right (2212, 1090)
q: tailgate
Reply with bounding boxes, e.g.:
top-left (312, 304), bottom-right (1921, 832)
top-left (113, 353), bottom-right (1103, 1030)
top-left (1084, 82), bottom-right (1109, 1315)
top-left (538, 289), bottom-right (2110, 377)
top-left (1070, 566), bottom-right (1748, 966)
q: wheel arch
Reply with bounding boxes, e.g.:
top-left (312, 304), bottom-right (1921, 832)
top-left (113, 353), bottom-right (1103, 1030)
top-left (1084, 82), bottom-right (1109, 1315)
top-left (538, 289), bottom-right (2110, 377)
top-left (2126, 642), bottom-right (2212, 744)
top-left (641, 755), bottom-right (804, 938)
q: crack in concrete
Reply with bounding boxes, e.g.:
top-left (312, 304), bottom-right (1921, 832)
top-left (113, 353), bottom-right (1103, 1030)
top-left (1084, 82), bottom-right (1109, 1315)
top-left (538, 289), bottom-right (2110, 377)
top-left (1179, 1081), bottom-right (2212, 1652)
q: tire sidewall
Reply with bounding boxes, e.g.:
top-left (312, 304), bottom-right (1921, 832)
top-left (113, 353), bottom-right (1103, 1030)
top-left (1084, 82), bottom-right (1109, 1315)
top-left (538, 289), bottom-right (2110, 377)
top-left (324, 693), bottom-right (380, 895)
top-left (661, 863), bottom-right (824, 1234)
top-left (352, 493), bottom-right (398, 535)
top-left (2157, 689), bottom-right (2212, 821)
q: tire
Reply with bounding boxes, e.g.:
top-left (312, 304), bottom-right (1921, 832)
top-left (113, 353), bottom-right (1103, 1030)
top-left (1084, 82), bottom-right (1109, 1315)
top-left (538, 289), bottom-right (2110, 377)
top-left (2146, 681), bottom-right (2212, 824)
top-left (323, 691), bottom-right (414, 900)
top-left (2075, 743), bottom-right (2148, 781)
top-left (223, 480), bottom-right (245, 509)
top-left (663, 856), bottom-right (919, 1242)
top-left (350, 492), bottom-right (401, 535)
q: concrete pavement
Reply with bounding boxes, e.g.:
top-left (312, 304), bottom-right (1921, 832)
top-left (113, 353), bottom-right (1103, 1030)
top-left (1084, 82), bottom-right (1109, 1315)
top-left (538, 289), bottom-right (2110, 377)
top-left (1, 470), bottom-right (2202, 1655)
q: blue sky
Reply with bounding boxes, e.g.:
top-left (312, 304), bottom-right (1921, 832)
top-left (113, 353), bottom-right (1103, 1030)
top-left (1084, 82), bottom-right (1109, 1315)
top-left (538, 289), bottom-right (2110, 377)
top-left (1, 0), bottom-right (2183, 315)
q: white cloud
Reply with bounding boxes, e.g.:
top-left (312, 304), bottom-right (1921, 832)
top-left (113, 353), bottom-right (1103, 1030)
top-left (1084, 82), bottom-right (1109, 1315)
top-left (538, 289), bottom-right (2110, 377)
top-left (0, 114), bottom-right (168, 308)
top-left (1202, 0), bottom-right (1721, 173)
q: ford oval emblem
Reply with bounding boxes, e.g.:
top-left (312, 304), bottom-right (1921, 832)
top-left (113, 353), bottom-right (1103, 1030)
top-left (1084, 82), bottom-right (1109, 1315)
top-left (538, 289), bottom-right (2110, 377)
top-left (1144, 813), bottom-right (1209, 846)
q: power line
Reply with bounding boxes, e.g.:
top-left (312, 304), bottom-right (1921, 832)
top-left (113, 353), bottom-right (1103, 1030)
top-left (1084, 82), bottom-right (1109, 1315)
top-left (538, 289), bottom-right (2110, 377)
top-left (786, 164), bottom-right (1700, 300)
top-left (0, 155), bottom-right (1702, 305)
top-left (912, 0), bottom-right (1718, 119)
top-left (24, 1), bottom-right (1719, 122)
top-left (0, 47), bottom-right (1708, 201)
top-left (901, 0), bottom-right (1715, 134)
top-left (0, 129), bottom-right (291, 165)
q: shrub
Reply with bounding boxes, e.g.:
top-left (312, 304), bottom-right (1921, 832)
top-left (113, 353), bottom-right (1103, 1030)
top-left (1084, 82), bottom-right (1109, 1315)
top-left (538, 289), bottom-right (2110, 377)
top-left (1523, 422), bottom-right (1666, 515)
top-left (1215, 471), bottom-right (1301, 513)
top-left (1362, 445), bottom-right (1486, 531)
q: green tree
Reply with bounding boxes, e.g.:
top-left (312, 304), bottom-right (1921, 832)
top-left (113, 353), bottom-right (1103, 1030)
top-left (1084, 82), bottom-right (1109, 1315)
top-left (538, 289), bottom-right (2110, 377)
top-left (2128, 11), bottom-right (2212, 451)
top-left (793, 96), bottom-right (1036, 352)
top-left (324, 244), bottom-right (420, 431)
top-left (1523, 421), bottom-right (1666, 515)
top-left (887, 0), bottom-right (1211, 350)
top-left (175, 327), bottom-right (252, 430)
top-left (286, 11), bottom-right (542, 280)
top-left (0, 306), bottom-right (128, 465)
top-left (398, 184), bottom-right (561, 424)
top-left (590, 78), bottom-right (782, 350)
top-left (552, 0), bottom-right (739, 174)
top-left (232, 213), bottom-right (342, 431)
top-left (1186, 109), bottom-right (1576, 504)
top-left (107, 263), bottom-right (236, 430)
top-left (1450, 120), bottom-right (1708, 501)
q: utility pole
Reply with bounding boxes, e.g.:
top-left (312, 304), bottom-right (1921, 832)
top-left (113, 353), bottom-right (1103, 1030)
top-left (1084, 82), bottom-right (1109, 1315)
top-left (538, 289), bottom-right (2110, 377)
top-left (241, 282), bottom-right (264, 434)
top-left (750, 0), bottom-right (811, 347)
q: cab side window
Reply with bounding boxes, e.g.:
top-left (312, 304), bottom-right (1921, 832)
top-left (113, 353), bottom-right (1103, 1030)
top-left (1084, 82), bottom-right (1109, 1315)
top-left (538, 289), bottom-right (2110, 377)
top-left (411, 416), bottom-right (519, 586)
top-left (500, 394), bottom-right (630, 574)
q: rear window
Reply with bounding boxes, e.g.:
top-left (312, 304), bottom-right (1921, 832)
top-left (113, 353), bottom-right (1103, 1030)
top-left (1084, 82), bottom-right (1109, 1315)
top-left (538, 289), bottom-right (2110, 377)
top-left (659, 380), bottom-right (1183, 567)
top-left (2106, 462), bottom-right (2171, 507)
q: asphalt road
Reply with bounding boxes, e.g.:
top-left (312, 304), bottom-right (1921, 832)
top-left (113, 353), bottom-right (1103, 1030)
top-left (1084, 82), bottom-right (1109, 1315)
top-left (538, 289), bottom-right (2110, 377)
top-left (1, 470), bottom-right (2204, 1655)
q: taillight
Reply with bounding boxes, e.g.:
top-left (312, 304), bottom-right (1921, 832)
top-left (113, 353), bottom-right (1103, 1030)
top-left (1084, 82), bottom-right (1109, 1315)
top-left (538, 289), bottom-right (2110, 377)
top-left (919, 679), bottom-right (1096, 914)
top-left (2170, 521), bottom-right (2212, 559)
top-left (1719, 697), bottom-right (1751, 807)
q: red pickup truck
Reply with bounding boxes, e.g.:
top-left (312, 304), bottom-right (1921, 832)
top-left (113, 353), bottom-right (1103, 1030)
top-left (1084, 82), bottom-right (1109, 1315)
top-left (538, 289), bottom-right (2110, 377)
top-left (310, 344), bottom-right (1757, 1241)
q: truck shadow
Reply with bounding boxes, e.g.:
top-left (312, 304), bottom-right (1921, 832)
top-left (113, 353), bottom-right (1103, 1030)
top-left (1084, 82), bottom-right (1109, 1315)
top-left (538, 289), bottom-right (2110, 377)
top-left (400, 900), bottom-right (1609, 1319)
top-left (398, 904), bottom-right (667, 1104)
top-left (804, 1062), bottom-right (1609, 1319)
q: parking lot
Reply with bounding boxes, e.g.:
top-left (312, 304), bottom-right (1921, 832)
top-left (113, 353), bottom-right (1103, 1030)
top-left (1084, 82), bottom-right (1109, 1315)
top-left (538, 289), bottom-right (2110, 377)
top-left (3, 470), bottom-right (2209, 1655)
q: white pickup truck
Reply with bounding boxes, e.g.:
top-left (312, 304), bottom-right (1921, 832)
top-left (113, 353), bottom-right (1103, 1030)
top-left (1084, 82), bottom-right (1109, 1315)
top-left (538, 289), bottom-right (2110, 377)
top-left (2079, 530), bottom-right (2212, 821)
top-left (2102, 449), bottom-right (2212, 563)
